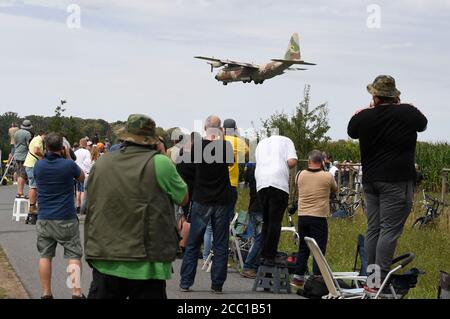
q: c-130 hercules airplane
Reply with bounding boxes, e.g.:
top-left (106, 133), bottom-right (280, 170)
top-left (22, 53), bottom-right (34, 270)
top-left (195, 33), bottom-right (316, 85)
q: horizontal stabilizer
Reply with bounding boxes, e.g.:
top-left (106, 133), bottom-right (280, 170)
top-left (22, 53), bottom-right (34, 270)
top-left (271, 59), bottom-right (316, 65)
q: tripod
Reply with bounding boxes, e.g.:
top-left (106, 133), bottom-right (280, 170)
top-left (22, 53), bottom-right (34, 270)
top-left (1, 153), bottom-right (15, 185)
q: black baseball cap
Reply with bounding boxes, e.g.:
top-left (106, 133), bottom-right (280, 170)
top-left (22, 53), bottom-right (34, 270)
top-left (223, 119), bottom-right (237, 129)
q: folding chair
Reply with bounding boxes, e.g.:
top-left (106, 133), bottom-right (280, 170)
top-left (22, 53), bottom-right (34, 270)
top-left (304, 237), bottom-right (366, 299)
top-left (202, 212), bottom-right (254, 273)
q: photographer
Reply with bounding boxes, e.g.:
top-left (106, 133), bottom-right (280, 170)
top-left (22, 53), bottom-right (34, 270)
top-left (347, 75), bottom-right (427, 293)
top-left (34, 133), bottom-right (85, 299)
top-left (291, 150), bottom-right (337, 288)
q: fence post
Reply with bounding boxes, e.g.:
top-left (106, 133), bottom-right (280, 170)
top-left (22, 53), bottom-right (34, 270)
top-left (337, 165), bottom-right (341, 200)
top-left (442, 169), bottom-right (449, 231)
top-left (442, 169), bottom-right (449, 202)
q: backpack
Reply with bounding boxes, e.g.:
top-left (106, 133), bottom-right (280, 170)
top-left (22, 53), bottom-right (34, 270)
top-left (299, 275), bottom-right (352, 299)
top-left (299, 276), bottom-right (329, 299)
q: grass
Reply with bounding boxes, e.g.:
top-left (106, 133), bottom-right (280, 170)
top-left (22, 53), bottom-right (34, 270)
top-left (235, 188), bottom-right (450, 299)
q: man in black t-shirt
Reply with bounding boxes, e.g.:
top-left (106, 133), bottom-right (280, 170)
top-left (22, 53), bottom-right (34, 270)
top-left (347, 75), bottom-right (427, 294)
top-left (179, 115), bottom-right (234, 294)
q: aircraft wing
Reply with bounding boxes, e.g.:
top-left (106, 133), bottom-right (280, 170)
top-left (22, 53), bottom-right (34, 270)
top-left (287, 67), bottom-right (308, 71)
top-left (195, 56), bottom-right (260, 69)
top-left (271, 59), bottom-right (316, 66)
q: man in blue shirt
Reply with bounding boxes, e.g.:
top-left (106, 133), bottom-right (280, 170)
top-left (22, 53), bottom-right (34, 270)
top-left (34, 133), bottom-right (85, 299)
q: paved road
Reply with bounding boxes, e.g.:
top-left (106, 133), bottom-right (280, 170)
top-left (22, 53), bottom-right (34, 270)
top-left (0, 185), bottom-right (301, 299)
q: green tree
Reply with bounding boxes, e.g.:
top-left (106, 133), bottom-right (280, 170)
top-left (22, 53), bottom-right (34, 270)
top-left (262, 85), bottom-right (330, 160)
top-left (48, 104), bottom-right (66, 133)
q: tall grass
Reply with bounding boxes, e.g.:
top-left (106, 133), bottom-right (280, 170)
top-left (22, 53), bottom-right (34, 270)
top-left (416, 142), bottom-right (450, 191)
top-left (236, 189), bottom-right (450, 299)
top-left (321, 141), bottom-right (450, 191)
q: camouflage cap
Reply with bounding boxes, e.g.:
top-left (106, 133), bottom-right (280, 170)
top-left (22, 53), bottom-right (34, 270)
top-left (367, 75), bottom-right (401, 98)
top-left (115, 114), bottom-right (159, 146)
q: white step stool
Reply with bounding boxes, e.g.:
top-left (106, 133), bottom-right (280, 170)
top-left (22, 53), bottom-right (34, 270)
top-left (12, 198), bottom-right (30, 222)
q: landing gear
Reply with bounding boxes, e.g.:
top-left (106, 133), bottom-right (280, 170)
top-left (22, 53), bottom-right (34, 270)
top-left (254, 80), bottom-right (264, 85)
top-left (223, 82), bottom-right (228, 86)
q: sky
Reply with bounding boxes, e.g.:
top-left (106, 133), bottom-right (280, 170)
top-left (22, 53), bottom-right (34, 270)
top-left (0, 0), bottom-right (449, 141)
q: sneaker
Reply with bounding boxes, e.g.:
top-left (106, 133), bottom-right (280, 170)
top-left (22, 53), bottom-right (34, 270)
top-left (241, 269), bottom-right (257, 279)
top-left (211, 284), bottom-right (223, 294)
top-left (41, 295), bottom-right (53, 299)
top-left (72, 294), bottom-right (86, 299)
top-left (179, 286), bottom-right (192, 292)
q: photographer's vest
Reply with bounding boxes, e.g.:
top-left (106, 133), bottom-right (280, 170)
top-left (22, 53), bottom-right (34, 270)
top-left (84, 145), bottom-right (179, 262)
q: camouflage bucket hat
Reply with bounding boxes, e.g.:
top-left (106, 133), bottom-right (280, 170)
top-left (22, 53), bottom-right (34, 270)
top-left (367, 75), bottom-right (401, 98)
top-left (115, 114), bottom-right (159, 146)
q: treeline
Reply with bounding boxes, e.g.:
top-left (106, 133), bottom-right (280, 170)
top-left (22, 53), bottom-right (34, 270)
top-left (0, 111), bottom-right (171, 162)
top-left (0, 111), bottom-right (121, 160)
top-left (2, 98), bottom-right (449, 192)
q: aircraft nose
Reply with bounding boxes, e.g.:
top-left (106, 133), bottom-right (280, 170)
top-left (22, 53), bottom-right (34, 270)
top-left (214, 74), bottom-right (219, 80)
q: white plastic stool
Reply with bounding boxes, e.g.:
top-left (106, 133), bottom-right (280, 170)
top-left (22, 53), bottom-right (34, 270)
top-left (12, 198), bottom-right (30, 222)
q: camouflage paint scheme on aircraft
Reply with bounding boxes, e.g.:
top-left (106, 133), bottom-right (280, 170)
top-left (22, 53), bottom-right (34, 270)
top-left (195, 33), bottom-right (316, 85)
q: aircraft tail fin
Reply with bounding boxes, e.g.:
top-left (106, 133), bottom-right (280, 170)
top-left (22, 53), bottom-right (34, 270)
top-left (284, 33), bottom-right (301, 60)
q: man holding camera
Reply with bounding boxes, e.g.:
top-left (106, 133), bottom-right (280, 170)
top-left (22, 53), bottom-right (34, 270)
top-left (291, 150), bottom-right (337, 287)
top-left (13, 120), bottom-right (33, 198)
top-left (34, 133), bottom-right (85, 299)
top-left (347, 75), bottom-right (427, 293)
top-left (24, 130), bottom-right (46, 224)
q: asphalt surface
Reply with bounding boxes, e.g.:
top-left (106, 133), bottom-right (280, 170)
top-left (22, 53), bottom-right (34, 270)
top-left (0, 185), bottom-right (302, 299)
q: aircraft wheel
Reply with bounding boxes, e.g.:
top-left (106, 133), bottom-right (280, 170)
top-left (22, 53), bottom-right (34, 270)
top-left (223, 82), bottom-right (228, 86)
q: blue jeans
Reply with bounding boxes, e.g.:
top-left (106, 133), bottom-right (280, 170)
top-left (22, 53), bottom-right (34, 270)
top-left (243, 211), bottom-right (263, 271)
top-left (203, 222), bottom-right (213, 260)
top-left (180, 202), bottom-right (231, 289)
top-left (202, 187), bottom-right (237, 260)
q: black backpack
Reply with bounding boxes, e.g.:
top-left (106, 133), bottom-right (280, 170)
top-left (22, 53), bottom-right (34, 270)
top-left (299, 275), bottom-right (352, 299)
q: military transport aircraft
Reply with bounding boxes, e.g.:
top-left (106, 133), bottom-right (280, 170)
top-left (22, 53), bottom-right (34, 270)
top-left (195, 33), bottom-right (316, 85)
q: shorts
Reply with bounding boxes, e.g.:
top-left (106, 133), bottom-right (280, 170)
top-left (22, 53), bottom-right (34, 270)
top-left (15, 161), bottom-right (27, 179)
top-left (36, 219), bottom-right (83, 259)
top-left (25, 167), bottom-right (37, 188)
top-left (76, 181), bottom-right (85, 192)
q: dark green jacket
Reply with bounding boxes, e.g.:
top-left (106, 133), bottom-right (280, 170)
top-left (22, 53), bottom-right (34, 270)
top-left (84, 145), bottom-right (180, 262)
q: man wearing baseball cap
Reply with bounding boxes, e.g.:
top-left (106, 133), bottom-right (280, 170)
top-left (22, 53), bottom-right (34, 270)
top-left (14, 119), bottom-right (33, 199)
top-left (85, 114), bottom-right (188, 299)
top-left (347, 75), bottom-right (428, 295)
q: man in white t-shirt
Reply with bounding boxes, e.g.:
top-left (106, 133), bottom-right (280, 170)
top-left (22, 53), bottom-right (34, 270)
top-left (255, 135), bottom-right (298, 266)
top-left (74, 138), bottom-right (91, 214)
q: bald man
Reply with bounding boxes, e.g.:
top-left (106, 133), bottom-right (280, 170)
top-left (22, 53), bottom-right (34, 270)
top-left (180, 115), bottom-right (234, 294)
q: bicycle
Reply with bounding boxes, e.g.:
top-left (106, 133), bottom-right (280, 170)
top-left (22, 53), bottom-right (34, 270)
top-left (412, 190), bottom-right (449, 228)
top-left (331, 187), bottom-right (365, 218)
